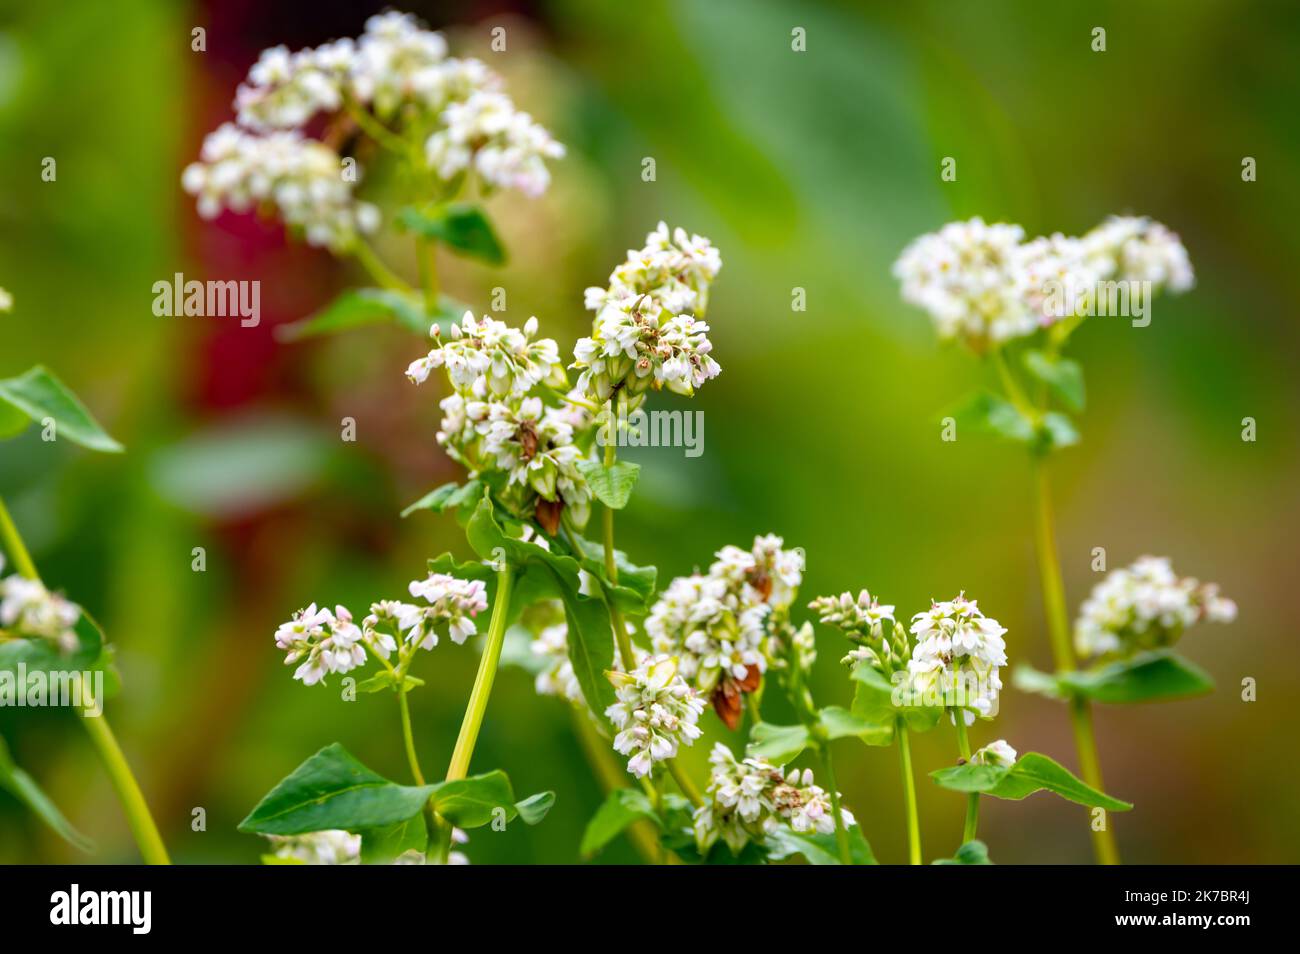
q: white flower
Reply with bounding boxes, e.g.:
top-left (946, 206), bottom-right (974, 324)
top-left (426, 90), bottom-right (565, 197)
top-left (907, 593), bottom-right (1007, 721)
top-left (646, 573), bottom-right (769, 696)
top-left (0, 560), bottom-right (81, 653)
top-left (573, 223), bottom-right (723, 406)
top-left (604, 655), bottom-right (704, 778)
top-left (234, 41), bottom-right (353, 131)
top-left (267, 830), bottom-right (361, 865)
top-left (1082, 216), bottom-right (1194, 293)
top-left (406, 311), bottom-right (564, 396)
top-left (971, 739), bottom-right (1018, 767)
top-left (693, 743), bottom-right (855, 855)
top-left (893, 217), bottom-right (1034, 349)
top-left (181, 124), bottom-right (379, 251)
top-left (274, 603), bottom-right (365, 685)
top-left (809, 589), bottom-right (895, 641)
top-left (404, 572), bottom-right (489, 647)
top-left (1074, 556), bottom-right (1234, 659)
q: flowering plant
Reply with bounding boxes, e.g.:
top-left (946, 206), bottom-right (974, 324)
top-left (895, 217), bottom-right (1235, 864)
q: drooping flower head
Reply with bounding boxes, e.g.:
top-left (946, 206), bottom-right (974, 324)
top-left (646, 535), bottom-right (804, 727)
top-left (692, 743), bottom-right (855, 855)
top-left (907, 593), bottom-right (1008, 723)
top-left (970, 739), bottom-right (1018, 767)
top-left (604, 655), bottom-right (705, 778)
top-left (573, 223), bottom-right (722, 407)
top-left (1074, 556), bottom-right (1235, 660)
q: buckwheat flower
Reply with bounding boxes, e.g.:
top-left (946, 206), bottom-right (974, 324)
top-left (267, 830), bottom-right (361, 865)
top-left (234, 41), bottom-right (353, 131)
top-left (810, 590), bottom-right (896, 642)
top-left (605, 655), bottom-right (705, 778)
top-left (350, 12), bottom-right (453, 116)
top-left (0, 560), bottom-right (81, 653)
top-left (710, 535), bottom-right (804, 611)
top-left (893, 217), bottom-right (1036, 350)
top-left (406, 312), bottom-right (564, 396)
top-left (693, 743), bottom-right (855, 854)
top-left (971, 739), bottom-right (1018, 767)
top-left (0, 286), bottom-right (12, 311)
top-left (1013, 232), bottom-right (1105, 324)
top-left (404, 573), bottom-right (489, 648)
top-left (1074, 556), bottom-right (1234, 660)
top-left (1082, 216), bottom-right (1194, 294)
top-left (574, 223), bottom-right (723, 405)
top-left (181, 124), bottom-right (379, 251)
top-left (907, 593), bottom-right (1008, 722)
top-left (361, 600), bottom-right (423, 659)
top-left (274, 603), bottom-right (365, 685)
top-left (530, 612), bottom-right (629, 705)
top-left (646, 573), bottom-right (770, 698)
top-left (775, 766), bottom-right (855, 835)
top-left (426, 90), bottom-right (565, 198)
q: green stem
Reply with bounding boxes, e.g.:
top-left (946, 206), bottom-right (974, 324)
top-left (1, 496), bottom-right (169, 865)
top-left (345, 100), bottom-right (410, 155)
top-left (991, 348), bottom-right (1038, 423)
top-left (818, 743), bottom-right (852, 865)
top-left (897, 722), bottom-right (922, 865)
top-left (445, 565), bottom-right (515, 780)
top-left (572, 711), bottom-right (659, 863)
top-left (415, 234), bottom-right (440, 313)
top-left (600, 398), bottom-right (636, 669)
top-left (351, 240), bottom-right (412, 294)
top-left (666, 757), bottom-right (704, 808)
top-left (397, 687), bottom-right (425, 786)
top-left (1031, 457), bottom-right (1120, 865)
top-left (79, 696), bottom-right (170, 865)
top-left (952, 711), bottom-right (979, 844)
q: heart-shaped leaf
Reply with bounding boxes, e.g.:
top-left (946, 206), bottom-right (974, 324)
top-left (933, 839), bottom-right (993, 865)
top-left (581, 788), bottom-right (658, 857)
top-left (931, 752), bottom-right (1132, 811)
top-left (577, 460), bottom-right (641, 511)
top-left (1059, 650), bottom-right (1214, 704)
top-left (276, 288), bottom-right (462, 341)
top-left (745, 723), bottom-right (811, 764)
top-left (765, 824), bottom-right (876, 865)
top-left (397, 204), bottom-right (506, 265)
top-left (1023, 350), bottom-right (1086, 411)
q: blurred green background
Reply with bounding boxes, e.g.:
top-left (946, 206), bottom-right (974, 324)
top-left (1, 0), bottom-right (1296, 864)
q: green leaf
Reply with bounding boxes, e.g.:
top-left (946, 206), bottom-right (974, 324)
top-left (765, 824), bottom-right (876, 865)
top-left (1040, 412), bottom-right (1080, 450)
top-left (429, 770), bottom-right (520, 829)
top-left (239, 743), bottom-right (438, 836)
top-left (931, 752), bottom-right (1132, 811)
top-left (397, 204), bottom-right (506, 265)
top-left (1011, 663), bottom-right (1067, 701)
top-left (947, 391), bottom-right (1035, 444)
top-left (746, 723), bottom-right (811, 764)
top-left (401, 480), bottom-right (482, 519)
top-left (464, 491), bottom-right (616, 722)
top-left (276, 288), bottom-right (461, 341)
top-left (1058, 650), bottom-right (1215, 704)
top-left (1023, 350), bottom-right (1085, 412)
top-left (818, 705), bottom-right (893, 745)
top-left (849, 665), bottom-right (942, 739)
top-left (581, 788), bottom-right (658, 857)
top-left (0, 735), bottom-right (94, 853)
top-left (515, 791), bottom-right (556, 826)
top-left (577, 460), bottom-right (641, 511)
top-left (354, 671), bottom-right (423, 694)
top-left (571, 533), bottom-right (658, 614)
top-left (359, 814), bottom-right (428, 863)
top-left (0, 366), bottom-right (122, 452)
top-left (933, 839), bottom-right (993, 865)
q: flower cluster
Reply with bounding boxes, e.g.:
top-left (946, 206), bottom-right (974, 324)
top-left (970, 739), bottom-right (1018, 767)
top-left (273, 603), bottom-right (366, 686)
top-left (275, 571), bottom-right (487, 685)
top-left (605, 655), bottom-right (704, 778)
top-left (907, 593), bottom-right (1008, 722)
top-left (181, 125), bottom-right (380, 251)
top-left (810, 589), bottom-right (896, 643)
top-left (1074, 556), bottom-right (1235, 660)
top-left (692, 743), bottom-right (855, 855)
top-left (529, 604), bottom-right (629, 706)
top-left (409, 311), bottom-right (592, 530)
top-left (893, 215), bottom-right (1194, 350)
top-left (0, 556), bottom-right (81, 653)
top-left (573, 223), bottom-right (722, 406)
top-left (185, 13), bottom-right (563, 249)
top-left (646, 535), bottom-right (804, 725)
top-left (267, 830), bottom-right (361, 865)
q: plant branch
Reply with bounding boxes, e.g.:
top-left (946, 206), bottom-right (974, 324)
top-left (445, 564), bottom-right (515, 780)
top-left (818, 742), bottom-right (852, 864)
top-left (952, 710), bottom-right (980, 844)
top-left (897, 721), bottom-right (922, 865)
